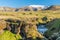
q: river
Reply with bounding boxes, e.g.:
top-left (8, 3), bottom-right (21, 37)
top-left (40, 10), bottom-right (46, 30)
top-left (37, 24), bottom-right (48, 34)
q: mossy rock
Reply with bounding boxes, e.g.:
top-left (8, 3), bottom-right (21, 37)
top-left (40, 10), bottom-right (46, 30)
top-left (0, 30), bottom-right (22, 40)
top-left (44, 19), bottom-right (60, 38)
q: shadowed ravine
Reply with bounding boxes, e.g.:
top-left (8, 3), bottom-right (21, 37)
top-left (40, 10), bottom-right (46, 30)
top-left (0, 19), bottom-right (44, 40)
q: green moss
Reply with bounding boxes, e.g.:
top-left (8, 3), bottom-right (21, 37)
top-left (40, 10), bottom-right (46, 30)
top-left (0, 30), bottom-right (22, 40)
top-left (44, 19), bottom-right (60, 37)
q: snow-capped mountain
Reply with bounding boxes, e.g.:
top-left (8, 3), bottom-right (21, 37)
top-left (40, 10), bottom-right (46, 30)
top-left (28, 5), bottom-right (47, 9)
top-left (18, 5), bottom-right (48, 11)
top-left (0, 5), bottom-right (60, 12)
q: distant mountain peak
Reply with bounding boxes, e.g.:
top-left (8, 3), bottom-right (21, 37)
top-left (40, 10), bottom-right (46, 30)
top-left (29, 5), bottom-right (45, 7)
top-left (0, 5), bottom-right (59, 12)
top-left (29, 5), bottom-right (46, 9)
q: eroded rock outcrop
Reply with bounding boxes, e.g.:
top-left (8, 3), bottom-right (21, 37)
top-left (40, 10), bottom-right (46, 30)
top-left (0, 19), bottom-right (44, 39)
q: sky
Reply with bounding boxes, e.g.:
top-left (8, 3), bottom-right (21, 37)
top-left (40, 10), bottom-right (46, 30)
top-left (0, 0), bottom-right (60, 8)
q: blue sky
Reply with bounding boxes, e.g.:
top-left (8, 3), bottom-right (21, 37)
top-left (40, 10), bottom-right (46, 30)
top-left (0, 0), bottom-right (60, 8)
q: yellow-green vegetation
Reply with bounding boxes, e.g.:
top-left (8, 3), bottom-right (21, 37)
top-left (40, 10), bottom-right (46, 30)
top-left (25, 25), bottom-right (44, 38)
top-left (0, 10), bottom-right (60, 23)
top-left (0, 20), bottom-right (6, 30)
top-left (43, 19), bottom-right (60, 40)
top-left (0, 30), bottom-right (22, 40)
top-left (44, 19), bottom-right (60, 37)
top-left (0, 10), bottom-right (60, 40)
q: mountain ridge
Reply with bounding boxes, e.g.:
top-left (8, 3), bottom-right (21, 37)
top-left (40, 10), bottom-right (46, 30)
top-left (0, 5), bottom-right (60, 12)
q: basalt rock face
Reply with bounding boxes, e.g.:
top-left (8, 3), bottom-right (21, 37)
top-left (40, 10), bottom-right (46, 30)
top-left (0, 19), bottom-right (44, 39)
top-left (5, 19), bottom-right (21, 34)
